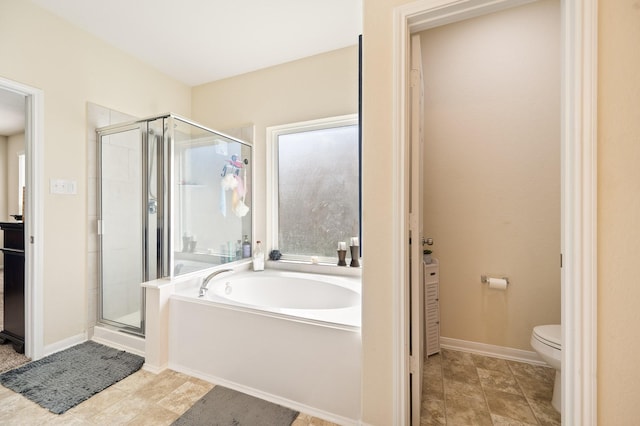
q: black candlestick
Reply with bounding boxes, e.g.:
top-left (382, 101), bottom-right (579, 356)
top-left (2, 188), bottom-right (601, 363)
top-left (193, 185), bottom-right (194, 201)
top-left (337, 250), bottom-right (347, 266)
top-left (350, 245), bottom-right (360, 267)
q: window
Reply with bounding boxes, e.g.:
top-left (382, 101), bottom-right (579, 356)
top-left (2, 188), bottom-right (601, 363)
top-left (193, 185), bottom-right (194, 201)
top-left (267, 115), bottom-right (360, 262)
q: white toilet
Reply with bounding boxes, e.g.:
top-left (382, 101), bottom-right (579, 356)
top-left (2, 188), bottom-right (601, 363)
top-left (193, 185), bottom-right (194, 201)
top-left (530, 324), bottom-right (561, 412)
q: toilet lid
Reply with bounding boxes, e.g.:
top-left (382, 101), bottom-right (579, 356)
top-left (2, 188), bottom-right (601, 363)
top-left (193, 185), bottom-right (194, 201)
top-left (533, 324), bottom-right (561, 350)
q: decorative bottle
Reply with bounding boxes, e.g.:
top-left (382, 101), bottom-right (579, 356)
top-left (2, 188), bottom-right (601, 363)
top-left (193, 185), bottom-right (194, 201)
top-left (253, 241), bottom-right (265, 271)
top-left (235, 239), bottom-right (242, 260)
top-left (242, 235), bottom-right (251, 258)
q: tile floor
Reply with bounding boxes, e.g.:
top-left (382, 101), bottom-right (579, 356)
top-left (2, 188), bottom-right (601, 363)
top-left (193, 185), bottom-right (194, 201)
top-left (0, 340), bottom-right (559, 425)
top-left (0, 367), bottom-right (338, 425)
top-left (421, 349), bottom-right (561, 425)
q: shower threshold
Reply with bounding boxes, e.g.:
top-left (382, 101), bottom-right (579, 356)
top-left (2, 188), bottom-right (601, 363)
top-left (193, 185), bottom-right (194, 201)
top-left (92, 324), bottom-right (145, 358)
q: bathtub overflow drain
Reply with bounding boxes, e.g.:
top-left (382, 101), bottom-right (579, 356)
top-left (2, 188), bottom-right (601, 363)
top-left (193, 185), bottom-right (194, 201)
top-left (225, 282), bottom-right (232, 295)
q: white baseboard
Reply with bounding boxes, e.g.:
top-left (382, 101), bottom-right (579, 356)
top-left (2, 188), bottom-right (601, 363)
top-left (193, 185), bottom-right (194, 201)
top-left (43, 332), bottom-right (87, 356)
top-left (439, 336), bottom-right (548, 366)
top-left (142, 363), bottom-right (167, 374)
top-left (168, 362), bottom-right (359, 426)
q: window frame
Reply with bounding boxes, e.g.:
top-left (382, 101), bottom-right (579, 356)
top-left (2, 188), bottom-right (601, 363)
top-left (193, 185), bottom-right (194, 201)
top-left (266, 114), bottom-right (360, 264)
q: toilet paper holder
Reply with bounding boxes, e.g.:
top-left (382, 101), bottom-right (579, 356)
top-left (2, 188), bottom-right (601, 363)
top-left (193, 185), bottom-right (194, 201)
top-left (481, 275), bottom-right (509, 285)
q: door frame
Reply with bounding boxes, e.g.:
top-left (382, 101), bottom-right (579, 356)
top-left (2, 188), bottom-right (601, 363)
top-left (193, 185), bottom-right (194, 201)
top-left (408, 33), bottom-right (425, 426)
top-left (0, 76), bottom-right (45, 360)
top-left (391, 0), bottom-right (597, 424)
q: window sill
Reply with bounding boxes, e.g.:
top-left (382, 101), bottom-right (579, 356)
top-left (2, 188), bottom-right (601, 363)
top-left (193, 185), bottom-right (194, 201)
top-left (266, 259), bottom-right (362, 278)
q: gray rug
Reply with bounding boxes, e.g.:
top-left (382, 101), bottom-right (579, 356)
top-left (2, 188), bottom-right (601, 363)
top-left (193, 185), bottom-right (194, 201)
top-left (172, 385), bottom-right (299, 426)
top-left (0, 340), bottom-right (144, 414)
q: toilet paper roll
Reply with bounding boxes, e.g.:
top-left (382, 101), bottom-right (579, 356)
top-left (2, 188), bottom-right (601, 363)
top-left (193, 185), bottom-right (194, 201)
top-left (488, 277), bottom-right (508, 290)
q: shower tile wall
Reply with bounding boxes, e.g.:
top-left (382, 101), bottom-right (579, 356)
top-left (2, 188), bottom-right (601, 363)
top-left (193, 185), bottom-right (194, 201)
top-left (101, 131), bottom-right (143, 321)
top-left (86, 103), bottom-right (136, 329)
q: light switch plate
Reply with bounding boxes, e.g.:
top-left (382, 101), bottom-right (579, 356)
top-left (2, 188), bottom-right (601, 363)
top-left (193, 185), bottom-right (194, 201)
top-left (50, 179), bottom-right (77, 195)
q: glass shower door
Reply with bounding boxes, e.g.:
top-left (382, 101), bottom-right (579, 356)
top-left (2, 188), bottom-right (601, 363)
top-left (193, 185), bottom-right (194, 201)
top-left (98, 123), bottom-right (146, 334)
top-left (96, 114), bottom-right (252, 336)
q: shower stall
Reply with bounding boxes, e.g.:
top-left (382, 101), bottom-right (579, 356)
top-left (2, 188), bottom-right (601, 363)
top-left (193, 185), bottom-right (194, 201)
top-left (96, 114), bottom-right (252, 336)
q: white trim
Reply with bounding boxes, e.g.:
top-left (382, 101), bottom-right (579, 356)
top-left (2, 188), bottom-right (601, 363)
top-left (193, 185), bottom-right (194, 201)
top-left (91, 325), bottom-right (146, 357)
top-left (561, 0), bottom-right (598, 423)
top-left (168, 363), bottom-right (360, 426)
top-left (0, 76), bottom-right (44, 361)
top-left (142, 363), bottom-right (166, 374)
top-left (42, 332), bottom-right (87, 357)
top-left (265, 114), bottom-right (359, 260)
top-left (391, 6), bottom-right (410, 424)
top-left (406, 0), bottom-right (536, 32)
top-left (439, 337), bottom-right (547, 366)
top-left (392, 0), bottom-right (597, 424)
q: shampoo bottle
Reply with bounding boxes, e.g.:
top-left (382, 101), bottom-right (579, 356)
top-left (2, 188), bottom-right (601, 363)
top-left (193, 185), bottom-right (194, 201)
top-left (242, 235), bottom-right (251, 258)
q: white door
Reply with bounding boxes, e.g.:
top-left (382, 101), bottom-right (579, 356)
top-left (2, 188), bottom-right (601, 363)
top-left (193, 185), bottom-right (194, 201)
top-left (409, 33), bottom-right (425, 426)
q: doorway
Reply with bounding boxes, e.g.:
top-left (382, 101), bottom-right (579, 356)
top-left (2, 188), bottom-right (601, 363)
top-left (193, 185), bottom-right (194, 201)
top-left (393, 0), bottom-right (598, 424)
top-left (0, 88), bottom-right (26, 354)
top-left (414, 1), bottom-right (561, 422)
top-left (0, 77), bottom-right (44, 361)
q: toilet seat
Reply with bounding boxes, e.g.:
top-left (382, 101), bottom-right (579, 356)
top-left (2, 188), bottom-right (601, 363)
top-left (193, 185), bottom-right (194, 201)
top-left (532, 324), bottom-right (561, 350)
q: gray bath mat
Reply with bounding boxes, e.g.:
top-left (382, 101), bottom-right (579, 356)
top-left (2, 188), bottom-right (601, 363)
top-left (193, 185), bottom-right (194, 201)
top-left (172, 385), bottom-right (299, 426)
top-left (0, 340), bottom-right (144, 414)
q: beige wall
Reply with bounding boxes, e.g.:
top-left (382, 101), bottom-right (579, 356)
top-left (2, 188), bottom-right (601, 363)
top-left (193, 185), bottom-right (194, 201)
top-left (0, 0), bottom-right (191, 345)
top-left (362, 0), bottom-right (562, 421)
top-left (363, 0), bottom-right (640, 424)
top-left (7, 133), bottom-right (24, 219)
top-left (1, 0), bottom-right (636, 423)
top-left (361, 0), bottom-right (410, 422)
top-left (598, 0), bottom-right (640, 422)
top-left (420, 0), bottom-right (560, 351)
top-left (191, 46), bottom-right (359, 244)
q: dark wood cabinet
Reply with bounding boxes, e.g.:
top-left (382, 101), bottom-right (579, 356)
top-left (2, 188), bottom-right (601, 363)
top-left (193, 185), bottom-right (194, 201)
top-left (0, 222), bottom-right (25, 353)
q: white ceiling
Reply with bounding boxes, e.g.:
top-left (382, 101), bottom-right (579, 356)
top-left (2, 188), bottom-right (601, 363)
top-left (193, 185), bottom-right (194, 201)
top-left (29, 0), bottom-right (362, 86)
top-left (1, 1), bottom-right (361, 136)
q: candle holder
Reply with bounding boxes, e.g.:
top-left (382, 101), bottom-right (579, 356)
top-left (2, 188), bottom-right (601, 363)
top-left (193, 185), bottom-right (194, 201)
top-left (350, 245), bottom-right (360, 267)
top-left (337, 250), bottom-right (347, 266)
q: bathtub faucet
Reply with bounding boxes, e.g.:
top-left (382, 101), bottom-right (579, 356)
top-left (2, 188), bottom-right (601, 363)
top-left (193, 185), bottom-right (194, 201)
top-left (199, 269), bottom-right (233, 297)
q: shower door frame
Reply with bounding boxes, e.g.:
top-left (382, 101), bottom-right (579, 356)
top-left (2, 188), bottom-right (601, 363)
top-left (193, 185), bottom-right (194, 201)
top-left (96, 119), bottom-right (169, 336)
top-left (97, 113), bottom-right (254, 336)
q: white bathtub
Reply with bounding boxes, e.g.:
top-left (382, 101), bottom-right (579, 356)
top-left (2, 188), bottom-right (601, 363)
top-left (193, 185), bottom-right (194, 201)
top-left (167, 268), bottom-right (362, 424)
top-left (199, 270), bottom-right (360, 327)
